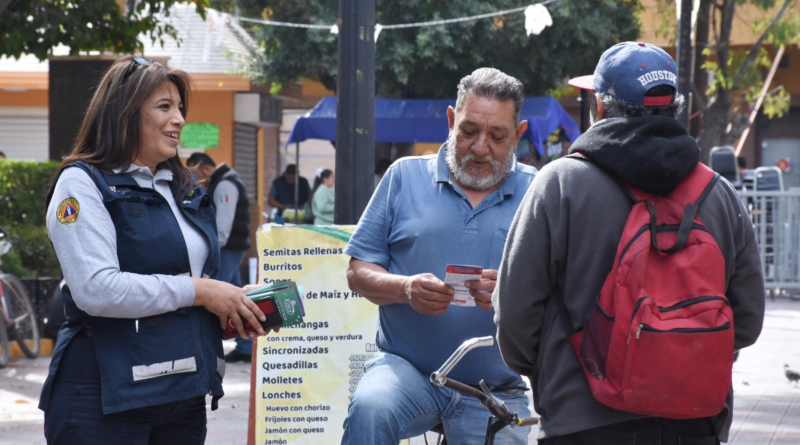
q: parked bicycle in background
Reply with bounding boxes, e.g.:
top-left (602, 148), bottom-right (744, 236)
top-left (0, 227), bottom-right (41, 368)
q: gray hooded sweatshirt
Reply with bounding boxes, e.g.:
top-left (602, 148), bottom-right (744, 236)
top-left (493, 115), bottom-right (765, 441)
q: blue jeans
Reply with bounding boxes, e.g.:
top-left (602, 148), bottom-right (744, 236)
top-left (219, 248), bottom-right (250, 353)
top-left (341, 351), bottom-right (531, 445)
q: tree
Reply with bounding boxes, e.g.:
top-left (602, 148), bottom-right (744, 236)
top-left (0, 0), bottom-right (208, 61)
top-left (227, 0), bottom-right (641, 98)
top-left (699, 0), bottom-right (798, 160)
top-left (657, 0), bottom-right (800, 161)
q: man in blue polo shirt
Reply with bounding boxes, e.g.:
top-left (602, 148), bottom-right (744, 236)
top-left (341, 68), bottom-right (537, 445)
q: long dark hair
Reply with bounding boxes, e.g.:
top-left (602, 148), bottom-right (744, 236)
top-left (54, 55), bottom-right (194, 193)
top-left (312, 169), bottom-right (333, 195)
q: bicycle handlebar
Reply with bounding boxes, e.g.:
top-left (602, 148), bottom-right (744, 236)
top-left (442, 378), bottom-right (489, 403)
top-left (430, 336), bottom-right (493, 387)
top-left (430, 336), bottom-right (539, 431)
top-left (517, 416), bottom-right (540, 426)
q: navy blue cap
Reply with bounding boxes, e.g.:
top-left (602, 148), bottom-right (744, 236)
top-left (568, 42), bottom-right (678, 107)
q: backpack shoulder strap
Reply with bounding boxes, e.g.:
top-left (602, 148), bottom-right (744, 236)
top-left (669, 163), bottom-right (720, 207)
top-left (567, 152), bottom-right (639, 204)
top-left (649, 164), bottom-right (720, 254)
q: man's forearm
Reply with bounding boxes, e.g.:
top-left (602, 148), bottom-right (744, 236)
top-left (346, 259), bottom-right (409, 306)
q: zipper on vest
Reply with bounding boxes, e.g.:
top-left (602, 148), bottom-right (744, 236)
top-left (158, 188), bottom-right (214, 393)
top-left (175, 191), bottom-right (216, 394)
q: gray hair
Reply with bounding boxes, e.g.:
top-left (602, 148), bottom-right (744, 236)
top-left (455, 68), bottom-right (526, 124)
top-left (598, 92), bottom-right (686, 119)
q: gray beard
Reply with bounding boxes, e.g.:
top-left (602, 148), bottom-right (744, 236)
top-left (444, 137), bottom-right (515, 191)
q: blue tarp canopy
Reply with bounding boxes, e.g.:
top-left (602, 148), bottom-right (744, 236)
top-left (286, 97), bottom-right (580, 156)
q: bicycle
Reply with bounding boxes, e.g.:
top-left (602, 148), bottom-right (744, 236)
top-left (0, 310), bottom-right (8, 368)
top-left (0, 227), bottom-right (41, 367)
top-left (426, 336), bottom-right (539, 445)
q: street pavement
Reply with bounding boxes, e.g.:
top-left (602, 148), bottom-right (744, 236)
top-left (3, 299), bottom-right (800, 445)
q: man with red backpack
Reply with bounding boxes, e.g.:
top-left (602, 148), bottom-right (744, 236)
top-left (493, 42), bottom-right (765, 445)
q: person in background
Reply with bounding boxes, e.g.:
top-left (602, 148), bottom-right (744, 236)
top-left (312, 167), bottom-right (335, 225)
top-left (0, 151), bottom-right (5, 159)
top-left (341, 67), bottom-right (536, 445)
top-left (186, 152), bottom-right (253, 363)
top-left (40, 55), bottom-right (270, 444)
top-left (738, 156), bottom-right (755, 190)
top-left (374, 157), bottom-right (392, 188)
top-left (268, 164), bottom-right (311, 223)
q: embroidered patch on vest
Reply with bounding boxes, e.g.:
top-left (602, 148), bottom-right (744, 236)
top-left (56, 198), bottom-right (80, 225)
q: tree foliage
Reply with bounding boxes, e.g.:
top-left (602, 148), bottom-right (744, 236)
top-left (658, 0), bottom-right (799, 160)
top-left (0, 160), bottom-right (61, 278)
top-left (227, 0), bottom-right (641, 98)
top-left (0, 0), bottom-right (208, 61)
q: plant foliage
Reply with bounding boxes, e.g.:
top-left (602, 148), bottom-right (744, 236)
top-left (225, 0), bottom-right (641, 98)
top-left (0, 160), bottom-right (61, 278)
top-left (0, 0), bottom-right (208, 61)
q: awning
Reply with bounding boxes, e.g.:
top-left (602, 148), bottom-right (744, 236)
top-left (286, 97), bottom-right (580, 156)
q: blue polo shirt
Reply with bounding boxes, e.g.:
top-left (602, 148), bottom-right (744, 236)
top-left (345, 146), bottom-right (536, 385)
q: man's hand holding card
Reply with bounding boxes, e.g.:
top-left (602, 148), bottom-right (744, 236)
top-left (465, 269), bottom-right (497, 311)
top-left (403, 273), bottom-right (454, 316)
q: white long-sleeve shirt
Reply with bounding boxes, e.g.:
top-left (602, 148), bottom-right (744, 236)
top-left (47, 165), bottom-right (208, 319)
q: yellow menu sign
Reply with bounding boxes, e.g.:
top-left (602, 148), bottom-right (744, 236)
top-left (255, 225), bottom-right (379, 445)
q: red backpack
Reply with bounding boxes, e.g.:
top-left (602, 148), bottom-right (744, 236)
top-left (563, 156), bottom-right (733, 419)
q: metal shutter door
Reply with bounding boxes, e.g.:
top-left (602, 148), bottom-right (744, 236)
top-left (0, 113), bottom-right (49, 161)
top-left (233, 123), bottom-right (257, 201)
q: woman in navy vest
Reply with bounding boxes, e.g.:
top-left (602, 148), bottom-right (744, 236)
top-left (40, 56), bottom-right (271, 444)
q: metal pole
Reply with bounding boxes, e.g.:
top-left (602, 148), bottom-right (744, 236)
top-left (579, 89), bottom-right (590, 132)
top-left (690, 0), bottom-right (711, 137)
top-left (294, 142), bottom-right (300, 224)
top-left (676, 0), bottom-right (693, 129)
top-left (335, 0), bottom-right (376, 225)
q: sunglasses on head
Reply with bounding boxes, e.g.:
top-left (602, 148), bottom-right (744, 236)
top-left (122, 57), bottom-right (157, 83)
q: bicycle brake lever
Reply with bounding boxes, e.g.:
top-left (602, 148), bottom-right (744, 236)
top-left (479, 380), bottom-right (511, 417)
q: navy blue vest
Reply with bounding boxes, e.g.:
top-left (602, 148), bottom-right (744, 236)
top-left (40, 162), bottom-right (225, 414)
top-left (207, 164), bottom-right (251, 251)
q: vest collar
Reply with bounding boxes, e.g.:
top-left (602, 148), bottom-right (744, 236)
top-left (209, 163), bottom-right (231, 185)
top-left (111, 164), bottom-right (174, 185)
